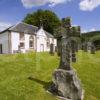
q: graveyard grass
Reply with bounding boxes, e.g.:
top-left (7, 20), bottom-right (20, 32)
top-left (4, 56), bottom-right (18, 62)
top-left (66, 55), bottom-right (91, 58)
top-left (0, 51), bottom-right (100, 100)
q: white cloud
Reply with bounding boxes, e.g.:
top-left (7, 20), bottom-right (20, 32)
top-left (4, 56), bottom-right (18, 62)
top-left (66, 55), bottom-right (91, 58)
top-left (90, 28), bottom-right (96, 31)
top-left (82, 29), bottom-right (88, 33)
top-left (21, 0), bottom-right (71, 8)
top-left (48, 0), bottom-right (70, 7)
top-left (82, 28), bottom-right (96, 33)
top-left (0, 22), bottom-right (12, 32)
top-left (79, 0), bottom-right (100, 11)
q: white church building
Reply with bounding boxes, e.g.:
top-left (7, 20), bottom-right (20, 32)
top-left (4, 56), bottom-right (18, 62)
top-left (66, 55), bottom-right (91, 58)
top-left (0, 22), bottom-right (57, 54)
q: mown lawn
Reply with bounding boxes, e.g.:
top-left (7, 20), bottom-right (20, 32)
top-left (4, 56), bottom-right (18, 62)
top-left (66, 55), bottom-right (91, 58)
top-left (72, 51), bottom-right (100, 100)
top-left (0, 51), bottom-right (100, 100)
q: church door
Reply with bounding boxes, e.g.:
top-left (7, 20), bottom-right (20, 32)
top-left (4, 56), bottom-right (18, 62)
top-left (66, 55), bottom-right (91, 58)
top-left (40, 44), bottom-right (44, 52)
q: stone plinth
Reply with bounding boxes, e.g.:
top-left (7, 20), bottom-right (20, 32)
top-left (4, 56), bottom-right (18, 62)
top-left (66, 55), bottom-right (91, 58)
top-left (50, 69), bottom-right (84, 100)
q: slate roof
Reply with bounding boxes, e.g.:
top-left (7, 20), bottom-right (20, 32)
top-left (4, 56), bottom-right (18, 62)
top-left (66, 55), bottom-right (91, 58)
top-left (0, 22), bottom-right (54, 38)
top-left (0, 22), bottom-right (38, 35)
top-left (44, 31), bottom-right (54, 38)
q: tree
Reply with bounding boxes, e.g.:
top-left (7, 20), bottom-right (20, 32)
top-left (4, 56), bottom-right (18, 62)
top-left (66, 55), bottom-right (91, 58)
top-left (23, 9), bottom-right (61, 35)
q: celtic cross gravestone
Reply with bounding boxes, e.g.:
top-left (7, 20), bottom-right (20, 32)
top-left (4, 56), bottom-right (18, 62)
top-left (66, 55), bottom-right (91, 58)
top-left (50, 17), bottom-right (84, 100)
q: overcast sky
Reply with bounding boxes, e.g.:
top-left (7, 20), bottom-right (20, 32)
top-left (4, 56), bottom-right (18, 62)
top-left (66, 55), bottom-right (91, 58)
top-left (0, 0), bottom-right (100, 32)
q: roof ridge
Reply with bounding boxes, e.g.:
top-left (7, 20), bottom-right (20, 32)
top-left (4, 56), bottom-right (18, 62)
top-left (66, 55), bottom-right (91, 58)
top-left (0, 25), bottom-right (13, 33)
top-left (10, 22), bottom-right (38, 30)
top-left (44, 30), bottom-right (54, 38)
top-left (20, 22), bottom-right (38, 29)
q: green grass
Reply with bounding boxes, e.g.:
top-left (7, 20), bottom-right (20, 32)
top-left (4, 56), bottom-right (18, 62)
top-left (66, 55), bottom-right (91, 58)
top-left (72, 51), bottom-right (100, 100)
top-left (0, 51), bottom-right (100, 100)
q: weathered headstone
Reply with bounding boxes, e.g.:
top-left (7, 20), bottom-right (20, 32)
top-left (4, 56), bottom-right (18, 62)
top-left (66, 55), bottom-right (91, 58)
top-left (59, 36), bottom-right (71, 70)
top-left (50, 17), bottom-right (84, 100)
top-left (18, 45), bottom-right (21, 53)
top-left (50, 43), bottom-right (54, 55)
top-left (91, 43), bottom-right (95, 54)
top-left (83, 43), bottom-right (88, 52)
top-left (57, 38), bottom-right (62, 56)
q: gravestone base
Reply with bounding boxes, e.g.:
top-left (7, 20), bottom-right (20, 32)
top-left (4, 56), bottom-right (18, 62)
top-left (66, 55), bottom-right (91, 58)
top-left (49, 69), bottom-right (84, 100)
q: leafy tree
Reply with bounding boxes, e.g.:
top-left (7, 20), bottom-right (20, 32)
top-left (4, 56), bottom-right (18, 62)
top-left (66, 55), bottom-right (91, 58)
top-left (54, 25), bottom-right (67, 38)
top-left (23, 9), bottom-right (61, 35)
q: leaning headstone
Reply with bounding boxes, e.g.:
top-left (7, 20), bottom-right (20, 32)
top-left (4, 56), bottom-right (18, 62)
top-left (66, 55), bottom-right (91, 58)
top-left (49, 17), bottom-right (84, 100)
top-left (51, 69), bottom-right (84, 100)
top-left (50, 43), bottom-right (54, 55)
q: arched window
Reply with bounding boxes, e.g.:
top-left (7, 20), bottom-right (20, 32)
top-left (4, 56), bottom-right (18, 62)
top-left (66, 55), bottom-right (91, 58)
top-left (29, 35), bottom-right (34, 48)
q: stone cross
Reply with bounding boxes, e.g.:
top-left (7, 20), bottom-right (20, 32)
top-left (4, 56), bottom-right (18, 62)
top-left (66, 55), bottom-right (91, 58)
top-left (59, 27), bottom-right (71, 70)
top-left (54, 17), bottom-right (81, 69)
top-left (50, 17), bottom-right (84, 100)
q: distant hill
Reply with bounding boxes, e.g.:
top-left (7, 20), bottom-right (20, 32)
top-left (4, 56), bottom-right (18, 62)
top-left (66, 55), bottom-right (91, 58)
top-left (81, 31), bottom-right (100, 37)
